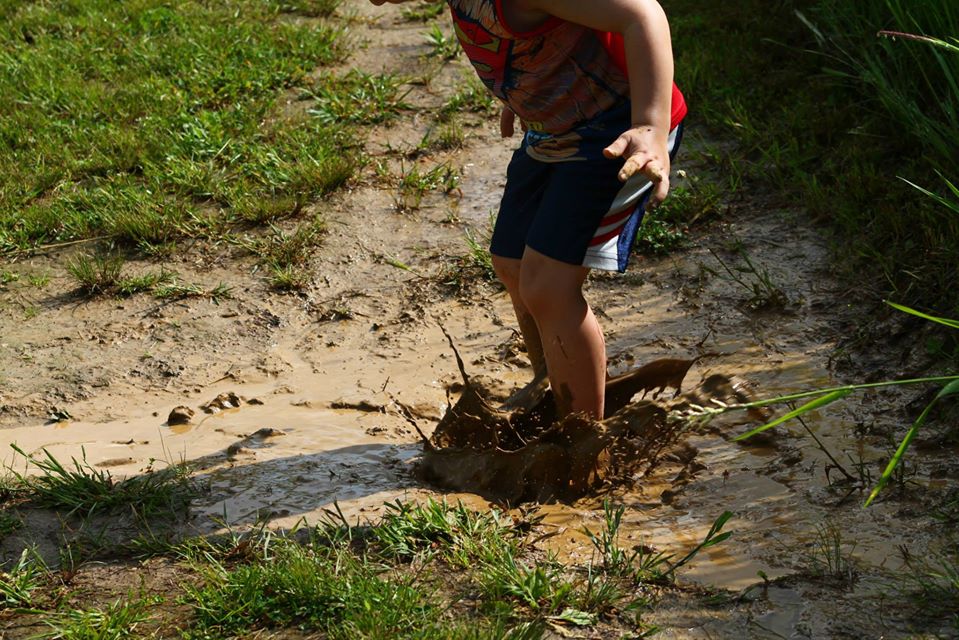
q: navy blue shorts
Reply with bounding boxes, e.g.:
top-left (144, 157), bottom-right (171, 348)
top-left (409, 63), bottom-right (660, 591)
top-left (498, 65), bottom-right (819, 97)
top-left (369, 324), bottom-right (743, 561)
top-left (490, 103), bottom-right (684, 273)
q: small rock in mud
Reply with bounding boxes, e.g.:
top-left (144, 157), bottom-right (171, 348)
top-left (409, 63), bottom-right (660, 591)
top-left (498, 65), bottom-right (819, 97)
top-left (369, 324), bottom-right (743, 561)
top-left (226, 443), bottom-right (254, 457)
top-left (201, 392), bottom-right (242, 414)
top-left (247, 397), bottom-right (265, 405)
top-left (248, 427), bottom-right (286, 439)
top-left (168, 406), bottom-right (195, 425)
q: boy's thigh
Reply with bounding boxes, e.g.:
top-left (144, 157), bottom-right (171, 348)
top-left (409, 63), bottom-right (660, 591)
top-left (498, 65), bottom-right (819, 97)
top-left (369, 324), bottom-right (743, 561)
top-left (489, 146), bottom-right (551, 261)
top-left (524, 153), bottom-right (627, 269)
top-left (490, 145), bottom-right (625, 267)
top-left (491, 123), bottom-right (683, 271)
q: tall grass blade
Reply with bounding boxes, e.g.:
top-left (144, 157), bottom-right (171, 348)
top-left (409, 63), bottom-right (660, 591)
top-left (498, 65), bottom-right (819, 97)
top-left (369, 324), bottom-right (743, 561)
top-left (886, 301), bottom-right (959, 330)
top-left (900, 176), bottom-right (959, 217)
top-left (865, 379), bottom-right (959, 507)
top-left (734, 389), bottom-right (854, 441)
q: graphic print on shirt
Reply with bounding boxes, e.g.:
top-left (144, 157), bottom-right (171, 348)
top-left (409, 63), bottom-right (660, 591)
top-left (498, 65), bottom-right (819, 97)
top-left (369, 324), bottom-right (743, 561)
top-left (452, 13), bottom-right (509, 95)
top-left (448, 0), bottom-right (630, 137)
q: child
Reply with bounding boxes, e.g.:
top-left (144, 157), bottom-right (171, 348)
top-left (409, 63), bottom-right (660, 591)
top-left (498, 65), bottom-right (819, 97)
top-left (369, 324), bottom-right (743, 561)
top-left (371, 0), bottom-right (686, 419)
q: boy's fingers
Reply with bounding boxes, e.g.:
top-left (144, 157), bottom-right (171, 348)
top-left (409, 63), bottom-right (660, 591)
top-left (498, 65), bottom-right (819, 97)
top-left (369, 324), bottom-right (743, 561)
top-left (603, 135), bottom-right (629, 159)
top-left (641, 159), bottom-right (666, 183)
top-left (649, 175), bottom-right (670, 208)
top-left (618, 156), bottom-right (666, 183)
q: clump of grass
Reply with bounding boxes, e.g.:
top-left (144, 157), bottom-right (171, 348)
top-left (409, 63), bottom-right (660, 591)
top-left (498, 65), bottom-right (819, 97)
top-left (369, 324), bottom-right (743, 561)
top-left (401, 0), bottom-right (445, 22)
top-left (116, 270), bottom-right (175, 297)
top-left (9, 445), bottom-right (195, 518)
top-left (394, 162), bottom-right (460, 212)
top-left (705, 244), bottom-right (789, 311)
top-left (635, 177), bottom-right (724, 256)
top-left (307, 71), bottom-right (410, 125)
top-left (805, 522), bottom-right (858, 585)
top-left (422, 121), bottom-right (467, 151)
top-left (440, 219), bottom-right (500, 293)
top-left (153, 279), bottom-right (234, 303)
top-left (425, 24), bottom-right (460, 60)
top-left (584, 501), bottom-right (733, 584)
top-left (0, 547), bottom-right (46, 609)
top-left (243, 218), bottom-right (325, 290)
top-left (40, 595), bottom-right (158, 640)
top-left (66, 252), bottom-right (125, 296)
top-left (268, 0), bottom-right (341, 17)
top-left (373, 499), bottom-right (520, 566)
top-left (440, 76), bottom-right (497, 119)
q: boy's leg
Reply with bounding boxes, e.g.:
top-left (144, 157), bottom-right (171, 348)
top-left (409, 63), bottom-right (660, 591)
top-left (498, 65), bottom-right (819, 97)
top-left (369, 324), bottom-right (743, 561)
top-left (492, 255), bottom-right (550, 409)
top-left (519, 247), bottom-right (605, 419)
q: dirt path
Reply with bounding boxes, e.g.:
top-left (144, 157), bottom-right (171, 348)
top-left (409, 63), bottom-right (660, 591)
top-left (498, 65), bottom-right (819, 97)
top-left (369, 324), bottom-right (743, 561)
top-left (1, 2), bottom-right (956, 638)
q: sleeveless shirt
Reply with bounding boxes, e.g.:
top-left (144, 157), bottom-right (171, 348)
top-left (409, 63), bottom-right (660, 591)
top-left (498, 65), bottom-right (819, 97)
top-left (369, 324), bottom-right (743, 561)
top-left (448, 0), bottom-right (687, 135)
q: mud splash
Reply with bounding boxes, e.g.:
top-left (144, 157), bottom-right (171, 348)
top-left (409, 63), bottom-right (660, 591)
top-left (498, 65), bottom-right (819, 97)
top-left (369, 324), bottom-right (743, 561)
top-left (418, 333), bottom-right (758, 505)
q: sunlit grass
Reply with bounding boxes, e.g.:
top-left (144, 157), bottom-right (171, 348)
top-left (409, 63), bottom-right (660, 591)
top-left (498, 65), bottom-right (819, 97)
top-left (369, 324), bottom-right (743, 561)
top-left (0, 0), bottom-right (352, 254)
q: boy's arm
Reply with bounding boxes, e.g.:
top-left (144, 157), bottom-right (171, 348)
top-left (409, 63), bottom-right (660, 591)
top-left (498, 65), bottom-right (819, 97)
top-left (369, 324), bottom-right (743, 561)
top-left (521, 0), bottom-right (675, 202)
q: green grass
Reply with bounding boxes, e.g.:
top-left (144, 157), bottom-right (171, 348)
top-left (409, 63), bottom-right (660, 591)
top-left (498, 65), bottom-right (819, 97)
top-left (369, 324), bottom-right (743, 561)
top-left (394, 162), bottom-right (461, 212)
top-left (306, 71), bottom-right (411, 125)
top-left (66, 252), bottom-right (125, 295)
top-left (425, 24), bottom-right (461, 60)
top-left (9, 445), bottom-right (195, 519)
top-left (0, 0), bottom-right (354, 255)
top-left (39, 595), bottom-right (158, 640)
top-left (0, 548), bottom-right (46, 609)
top-left (0, 499), bottom-right (729, 637)
top-left (668, 0), bottom-right (959, 314)
top-left (635, 177), bottom-right (723, 256)
top-left (440, 75), bottom-right (497, 120)
top-left (240, 217), bottom-right (326, 290)
top-left (401, 0), bottom-right (446, 23)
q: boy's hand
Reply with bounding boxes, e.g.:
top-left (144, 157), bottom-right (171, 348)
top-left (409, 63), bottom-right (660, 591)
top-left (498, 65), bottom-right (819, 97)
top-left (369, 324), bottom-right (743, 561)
top-left (603, 126), bottom-right (670, 205)
top-left (500, 107), bottom-right (515, 138)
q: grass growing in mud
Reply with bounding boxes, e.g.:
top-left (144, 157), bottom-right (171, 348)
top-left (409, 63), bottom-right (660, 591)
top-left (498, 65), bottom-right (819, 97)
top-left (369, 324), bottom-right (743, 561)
top-left (1, 464), bottom-right (733, 640)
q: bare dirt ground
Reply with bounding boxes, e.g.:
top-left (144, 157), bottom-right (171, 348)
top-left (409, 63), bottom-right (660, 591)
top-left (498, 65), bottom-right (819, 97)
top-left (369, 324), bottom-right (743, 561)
top-left (1, 2), bottom-right (957, 638)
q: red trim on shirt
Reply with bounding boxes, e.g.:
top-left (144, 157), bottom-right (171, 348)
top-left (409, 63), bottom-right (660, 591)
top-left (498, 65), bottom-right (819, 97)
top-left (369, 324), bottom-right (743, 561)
top-left (494, 0), bottom-right (563, 38)
top-left (596, 31), bottom-right (687, 130)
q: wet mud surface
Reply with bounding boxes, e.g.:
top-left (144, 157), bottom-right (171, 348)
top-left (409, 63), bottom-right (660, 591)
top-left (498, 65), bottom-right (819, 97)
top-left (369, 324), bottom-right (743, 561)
top-left (2, 2), bottom-right (958, 638)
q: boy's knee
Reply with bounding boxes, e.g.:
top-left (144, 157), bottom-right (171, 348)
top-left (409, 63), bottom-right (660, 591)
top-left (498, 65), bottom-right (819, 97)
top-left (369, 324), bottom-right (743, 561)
top-left (518, 267), bottom-right (559, 319)
top-left (492, 255), bottom-right (521, 291)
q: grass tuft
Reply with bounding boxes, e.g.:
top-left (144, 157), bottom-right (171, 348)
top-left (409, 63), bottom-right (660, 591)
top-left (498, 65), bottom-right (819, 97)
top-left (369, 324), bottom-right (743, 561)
top-left (9, 445), bottom-right (194, 519)
top-left (39, 595), bottom-right (158, 640)
top-left (66, 252), bottom-right (125, 296)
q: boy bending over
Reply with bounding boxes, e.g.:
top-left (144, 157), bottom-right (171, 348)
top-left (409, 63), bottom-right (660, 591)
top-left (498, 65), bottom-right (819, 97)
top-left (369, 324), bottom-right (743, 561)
top-left (371, 0), bottom-right (686, 419)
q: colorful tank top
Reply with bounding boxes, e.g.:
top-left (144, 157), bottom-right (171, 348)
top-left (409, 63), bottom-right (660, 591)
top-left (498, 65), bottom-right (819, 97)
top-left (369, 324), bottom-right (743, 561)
top-left (448, 0), bottom-right (687, 135)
